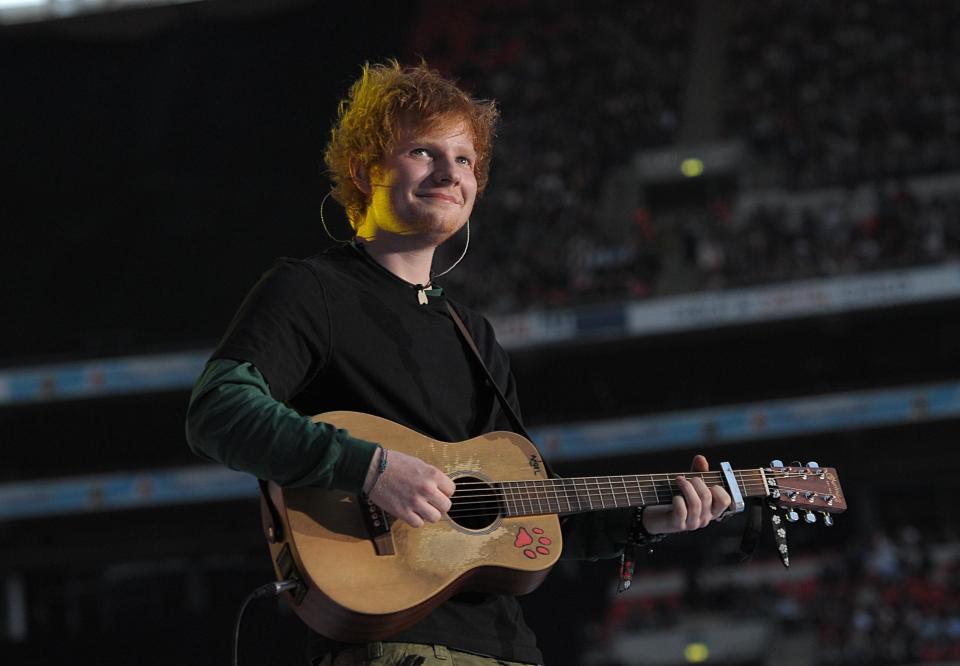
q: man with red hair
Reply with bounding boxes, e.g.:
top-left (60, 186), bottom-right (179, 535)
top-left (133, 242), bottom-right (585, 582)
top-left (187, 60), bottom-right (730, 665)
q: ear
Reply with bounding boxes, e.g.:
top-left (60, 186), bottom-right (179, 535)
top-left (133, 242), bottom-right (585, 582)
top-left (350, 159), bottom-right (372, 196)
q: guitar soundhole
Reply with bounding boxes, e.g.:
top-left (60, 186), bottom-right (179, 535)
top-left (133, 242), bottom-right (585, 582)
top-left (449, 476), bottom-right (503, 531)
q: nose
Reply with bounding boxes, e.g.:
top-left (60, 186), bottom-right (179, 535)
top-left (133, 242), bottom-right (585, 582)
top-left (431, 155), bottom-right (460, 185)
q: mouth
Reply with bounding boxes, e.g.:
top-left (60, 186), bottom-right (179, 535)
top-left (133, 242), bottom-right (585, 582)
top-left (417, 193), bottom-right (460, 204)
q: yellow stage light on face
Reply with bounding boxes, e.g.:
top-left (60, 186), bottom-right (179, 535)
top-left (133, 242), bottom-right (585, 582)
top-left (680, 158), bottom-right (704, 178)
top-left (683, 642), bottom-right (709, 663)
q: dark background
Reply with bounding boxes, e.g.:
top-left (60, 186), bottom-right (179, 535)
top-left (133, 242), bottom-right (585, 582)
top-left (2, 1), bottom-right (959, 664)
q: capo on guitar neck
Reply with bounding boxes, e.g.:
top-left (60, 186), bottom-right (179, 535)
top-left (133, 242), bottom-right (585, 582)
top-left (720, 462), bottom-right (746, 515)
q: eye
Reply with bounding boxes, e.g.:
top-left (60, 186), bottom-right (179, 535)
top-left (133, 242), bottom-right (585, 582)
top-left (457, 156), bottom-right (474, 167)
top-left (410, 148), bottom-right (430, 157)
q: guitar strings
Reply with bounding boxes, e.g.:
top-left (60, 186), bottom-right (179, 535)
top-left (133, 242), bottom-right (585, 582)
top-left (446, 490), bottom-right (774, 510)
top-left (447, 489), bottom-right (774, 514)
top-left (451, 469), bottom-right (818, 481)
top-left (448, 472), bottom-right (771, 499)
top-left (449, 472), bottom-right (820, 500)
top-left (441, 472), bottom-right (835, 519)
top-left (450, 470), bottom-right (817, 491)
top-left (450, 477), bottom-right (772, 498)
top-left (445, 483), bottom-right (829, 509)
top-left (446, 488), bottom-right (834, 513)
top-left (445, 489), bottom-right (838, 521)
top-left (452, 479), bottom-right (772, 499)
top-left (448, 483), bottom-right (771, 507)
top-left (451, 471), bottom-right (755, 485)
top-left (450, 470), bottom-right (815, 485)
top-left (447, 502), bottom-right (836, 522)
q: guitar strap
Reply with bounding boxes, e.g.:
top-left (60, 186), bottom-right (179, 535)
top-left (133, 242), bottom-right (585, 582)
top-left (738, 498), bottom-right (765, 561)
top-left (445, 301), bottom-right (558, 478)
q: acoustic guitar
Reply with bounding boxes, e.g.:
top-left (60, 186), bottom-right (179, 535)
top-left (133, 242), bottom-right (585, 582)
top-left (259, 411), bottom-right (846, 642)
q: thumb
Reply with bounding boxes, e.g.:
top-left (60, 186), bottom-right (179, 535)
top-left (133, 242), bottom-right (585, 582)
top-left (690, 454), bottom-right (709, 473)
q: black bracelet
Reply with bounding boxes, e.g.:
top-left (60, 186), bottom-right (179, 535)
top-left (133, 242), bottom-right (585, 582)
top-left (619, 507), bottom-right (666, 593)
top-left (630, 506), bottom-right (665, 547)
top-left (368, 446), bottom-right (388, 493)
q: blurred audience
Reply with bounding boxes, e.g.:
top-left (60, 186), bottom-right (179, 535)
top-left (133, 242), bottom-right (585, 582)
top-left (410, 0), bottom-right (960, 315)
top-left (724, 0), bottom-right (960, 190)
top-left (688, 184), bottom-right (960, 291)
top-left (596, 527), bottom-right (960, 665)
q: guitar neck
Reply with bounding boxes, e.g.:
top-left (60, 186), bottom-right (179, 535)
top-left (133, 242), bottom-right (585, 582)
top-left (496, 470), bottom-right (768, 517)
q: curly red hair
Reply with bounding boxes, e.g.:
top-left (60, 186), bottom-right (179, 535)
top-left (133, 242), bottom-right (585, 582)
top-left (324, 60), bottom-right (499, 229)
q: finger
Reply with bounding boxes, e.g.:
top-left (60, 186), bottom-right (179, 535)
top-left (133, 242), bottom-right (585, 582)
top-left (671, 494), bottom-right (688, 531)
top-left (691, 477), bottom-right (713, 528)
top-left (677, 476), bottom-right (702, 530)
top-left (427, 490), bottom-right (452, 515)
top-left (710, 486), bottom-right (731, 519)
top-left (416, 500), bottom-right (443, 524)
top-left (437, 473), bottom-right (456, 497)
top-left (404, 511), bottom-right (424, 528)
top-left (690, 454), bottom-right (709, 473)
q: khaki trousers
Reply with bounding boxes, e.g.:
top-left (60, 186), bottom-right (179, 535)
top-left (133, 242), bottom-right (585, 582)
top-left (314, 642), bottom-right (539, 666)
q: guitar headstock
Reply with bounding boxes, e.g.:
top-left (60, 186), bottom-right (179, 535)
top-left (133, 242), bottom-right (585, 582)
top-left (763, 461), bottom-right (846, 524)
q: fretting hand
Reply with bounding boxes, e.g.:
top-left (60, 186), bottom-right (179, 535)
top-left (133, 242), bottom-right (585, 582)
top-left (363, 448), bottom-right (455, 528)
top-left (640, 454), bottom-right (732, 534)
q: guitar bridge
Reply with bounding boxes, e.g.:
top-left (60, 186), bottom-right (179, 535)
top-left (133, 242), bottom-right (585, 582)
top-left (361, 494), bottom-right (396, 556)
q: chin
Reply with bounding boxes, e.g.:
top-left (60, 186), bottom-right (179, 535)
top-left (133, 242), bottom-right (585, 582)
top-left (413, 215), bottom-right (465, 237)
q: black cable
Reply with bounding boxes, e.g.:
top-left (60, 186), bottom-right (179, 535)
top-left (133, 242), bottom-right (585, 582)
top-left (232, 580), bottom-right (300, 666)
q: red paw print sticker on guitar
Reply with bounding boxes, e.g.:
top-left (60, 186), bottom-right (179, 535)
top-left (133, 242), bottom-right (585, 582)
top-left (515, 527), bottom-right (550, 558)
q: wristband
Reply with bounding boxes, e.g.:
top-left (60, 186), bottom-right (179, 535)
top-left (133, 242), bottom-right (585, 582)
top-left (619, 506), bottom-right (666, 593)
top-left (632, 505), bottom-right (665, 545)
top-left (368, 446), bottom-right (388, 494)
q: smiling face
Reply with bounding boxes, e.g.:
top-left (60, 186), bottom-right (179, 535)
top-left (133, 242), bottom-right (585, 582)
top-left (355, 117), bottom-right (478, 246)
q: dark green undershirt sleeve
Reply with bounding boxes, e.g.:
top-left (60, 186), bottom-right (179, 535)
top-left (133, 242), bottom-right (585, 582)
top-left (185, 357), bottom-right (378, 492)
top-left (559, 507), bottom-right (635, 561)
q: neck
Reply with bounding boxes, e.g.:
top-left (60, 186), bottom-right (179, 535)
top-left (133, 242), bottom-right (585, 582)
top-left (356, 235), bottom-right (436, 286)
top-left (484, 469), bottom-right (768, 517)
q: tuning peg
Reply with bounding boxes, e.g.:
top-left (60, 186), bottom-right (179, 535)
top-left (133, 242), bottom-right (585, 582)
top-left (804, 511), bottom-right (817, 524)
top-left (770, 459), bottom-right (784, 468)
top-left (821, 512), bottom-right (834, 527)
top-left (806, 461), bottom-right (820, 470)
top-left (785, 509), bottom-right (800, 523)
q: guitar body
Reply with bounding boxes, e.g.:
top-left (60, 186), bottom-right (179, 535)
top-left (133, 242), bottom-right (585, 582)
top-left (262, 411), bottom-right (563, 642)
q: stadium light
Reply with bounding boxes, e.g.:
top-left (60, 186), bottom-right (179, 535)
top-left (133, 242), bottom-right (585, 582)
top-left (683, 642), bottom-right (710, 663)
top-left (680, 157), bottom-right (705, 178)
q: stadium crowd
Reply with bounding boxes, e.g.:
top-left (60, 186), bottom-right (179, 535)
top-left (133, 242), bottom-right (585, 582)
top-left (405, 0), bottom-right (960, 314)
top-left (723, 0), bottom-right (960, 190)
top-left (596, 528), bottom-right (960, 665)
top-left (683, 184), bottom-right (960, 291)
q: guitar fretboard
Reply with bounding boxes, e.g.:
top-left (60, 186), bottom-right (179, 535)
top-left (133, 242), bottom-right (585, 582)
top-left (490, 470), bottom-right (767, 517)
